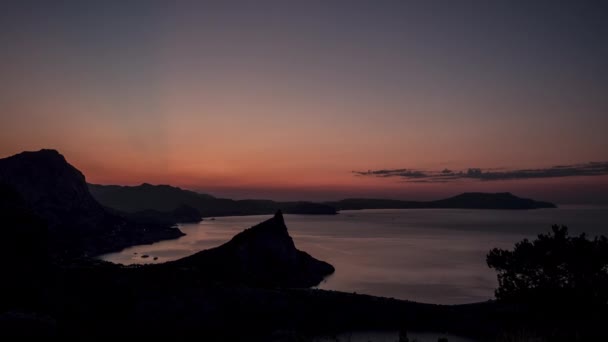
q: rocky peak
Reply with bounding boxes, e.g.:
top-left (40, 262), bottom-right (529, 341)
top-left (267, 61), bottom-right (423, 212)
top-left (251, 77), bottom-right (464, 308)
top-left (168, 211), bottom-right (334, 287)
top-left (0, 149), bottom-right (104, 228)
top-left (0, 149), bottom-right (184, 256)
top-left (273, 209), bottom-right (285, 225)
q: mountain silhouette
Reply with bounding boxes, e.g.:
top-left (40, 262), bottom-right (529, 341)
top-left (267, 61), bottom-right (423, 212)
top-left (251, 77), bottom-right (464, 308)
top-left (162, 210), bottom-right (335, 287)
top-left (0, 150), bottom-right (601, 340)
top-left (0, 149), bottom-right (183, 257)
top-left (89, 183), bottom-right (214, 212)
top-left (431, 192), bottom-right (556, 209)
top-left (90, 184), bottom-right (555, 218)
top-left (114, 204), bottom-right (203, 226)
top-left (327, 192), bottom-right (556, 210)
top-left (89, 183), bottom-right (337, 216)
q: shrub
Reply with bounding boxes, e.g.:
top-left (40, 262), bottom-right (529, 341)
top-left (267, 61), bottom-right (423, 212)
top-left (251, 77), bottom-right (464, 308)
top-left (487, 225), bottom-right (608, 306)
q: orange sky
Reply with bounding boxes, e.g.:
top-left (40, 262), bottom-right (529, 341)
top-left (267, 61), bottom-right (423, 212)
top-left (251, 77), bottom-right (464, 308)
top-left (1, 2), bottom-right (607, 203)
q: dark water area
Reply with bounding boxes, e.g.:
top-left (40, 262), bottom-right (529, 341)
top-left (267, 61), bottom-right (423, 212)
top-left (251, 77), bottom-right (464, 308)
top-left (101, 206), bottom-right (608, 304)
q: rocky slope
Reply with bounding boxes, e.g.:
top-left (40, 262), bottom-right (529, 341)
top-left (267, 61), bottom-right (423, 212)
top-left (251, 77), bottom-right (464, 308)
top-left (163, 210), bottom-right (335, 287)
top-left (0, 149), bottom-right (183, 257)
top-left (89, 183), bottom-right (338, 216)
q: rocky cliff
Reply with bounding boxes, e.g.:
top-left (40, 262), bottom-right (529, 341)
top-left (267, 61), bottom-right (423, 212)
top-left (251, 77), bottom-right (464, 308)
top-left (0, 149), bottom-right (183, 257)
top-left (165, 210), bottom-right (335, 287)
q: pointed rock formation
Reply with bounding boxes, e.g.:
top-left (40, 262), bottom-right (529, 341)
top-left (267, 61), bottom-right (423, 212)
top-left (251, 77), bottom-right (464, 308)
top-left (166, 210), bottom-right (335, 287)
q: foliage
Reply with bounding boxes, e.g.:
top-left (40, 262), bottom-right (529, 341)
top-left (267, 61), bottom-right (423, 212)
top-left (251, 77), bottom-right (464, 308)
top-left (487, 225), bottom-right (608, 306)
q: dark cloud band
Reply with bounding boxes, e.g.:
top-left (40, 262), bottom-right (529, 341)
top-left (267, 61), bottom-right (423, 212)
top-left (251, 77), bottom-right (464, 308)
top-left (353, 162), bottom-right (608, 183)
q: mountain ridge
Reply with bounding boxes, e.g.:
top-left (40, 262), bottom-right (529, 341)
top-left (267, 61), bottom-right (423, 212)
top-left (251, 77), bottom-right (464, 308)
top-left (327, 192), bottom-right (556, 210)
top-left (91, 182), bottom-right (557, 215)
top-left (89, 183), bottom-right (338, 216)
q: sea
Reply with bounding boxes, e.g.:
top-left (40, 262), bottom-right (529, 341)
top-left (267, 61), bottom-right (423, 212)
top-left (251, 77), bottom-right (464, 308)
top-left (101, 206), bottom-right (608, 305)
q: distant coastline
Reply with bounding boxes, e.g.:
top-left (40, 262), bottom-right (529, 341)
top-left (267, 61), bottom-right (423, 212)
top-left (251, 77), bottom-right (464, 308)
top-left (90, 183), bottom-right (557, 217)
top-left (0, 149), bottom-right (600, 340)
top-left (326, 192), bottom-right (556, 211)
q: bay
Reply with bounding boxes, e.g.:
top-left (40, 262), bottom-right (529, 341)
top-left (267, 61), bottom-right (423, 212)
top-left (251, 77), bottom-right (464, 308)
top-left (100, 206), bottom-right (608, 304)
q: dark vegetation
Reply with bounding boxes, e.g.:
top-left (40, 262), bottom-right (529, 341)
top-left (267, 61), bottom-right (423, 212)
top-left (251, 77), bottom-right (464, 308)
top-left (488, 225), bottom-right (608, 305)
top-left (487, 226), bottom-right (608, 340)
top-left (0, 149), bottom-right (603, 340)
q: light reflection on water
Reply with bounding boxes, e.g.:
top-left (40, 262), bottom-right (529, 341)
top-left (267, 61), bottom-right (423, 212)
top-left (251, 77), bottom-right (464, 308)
top-left (101, 207), bottom-right (608, 304)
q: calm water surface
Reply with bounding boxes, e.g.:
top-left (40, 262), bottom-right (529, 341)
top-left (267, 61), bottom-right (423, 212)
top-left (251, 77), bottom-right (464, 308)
top-left (101, 207), bottom-right (608, 304)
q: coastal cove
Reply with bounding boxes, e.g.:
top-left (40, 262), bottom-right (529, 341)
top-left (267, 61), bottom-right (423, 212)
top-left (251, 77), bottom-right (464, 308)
top-left (101, 206), bottom-right (608, 305)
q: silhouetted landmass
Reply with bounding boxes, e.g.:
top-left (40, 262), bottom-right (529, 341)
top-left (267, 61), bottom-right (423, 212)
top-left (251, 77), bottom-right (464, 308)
top-left (327, 192), bottom-right (556, 210)
top-left (89, 183), bottom-right (214, 212)
top-left (115, 204), bottom-right (203, 226)
top-left (161, 211), bottom-right (334, 287)
top-left (170, 204), bottom-right (204, 222)
top-left (0, 149), bottom-right (602, 340)
top-left (2, 206), bottom-right (603, 340)
top-left (89, 183), bottom-right (338, 216)
top-left (0, 183), bottom-right (51, 311)
top-left (90, 184), bottom-right (555, 220)
top-left (0, 150), bottom-right (183, 257)
top-left (0, 183), bottom-right (495, 340)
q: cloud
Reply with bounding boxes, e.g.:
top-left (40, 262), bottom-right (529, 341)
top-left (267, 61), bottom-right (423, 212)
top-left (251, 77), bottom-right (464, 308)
top-left (353, 161), bottom-right (608, 183)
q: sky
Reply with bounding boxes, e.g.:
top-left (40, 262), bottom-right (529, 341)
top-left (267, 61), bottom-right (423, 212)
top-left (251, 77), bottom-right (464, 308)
top-left (1, 1), bottom-right (607, 203)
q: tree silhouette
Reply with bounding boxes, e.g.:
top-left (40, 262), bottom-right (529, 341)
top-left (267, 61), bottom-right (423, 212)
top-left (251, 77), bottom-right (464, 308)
top-left (487, 225), bottom-right (608, 306)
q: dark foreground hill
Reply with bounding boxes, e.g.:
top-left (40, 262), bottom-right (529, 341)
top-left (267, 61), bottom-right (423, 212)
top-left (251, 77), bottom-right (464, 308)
top-left (3, 206), bottom-right (601, 340)
top-left (328, 192), bottom-right (556, 210)
top-left (0, 149), bottom-right (596, 340)
top-left (0, 191), bottom-right (492, 340)
top-left (0, 149), bottom-right (183, 257)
